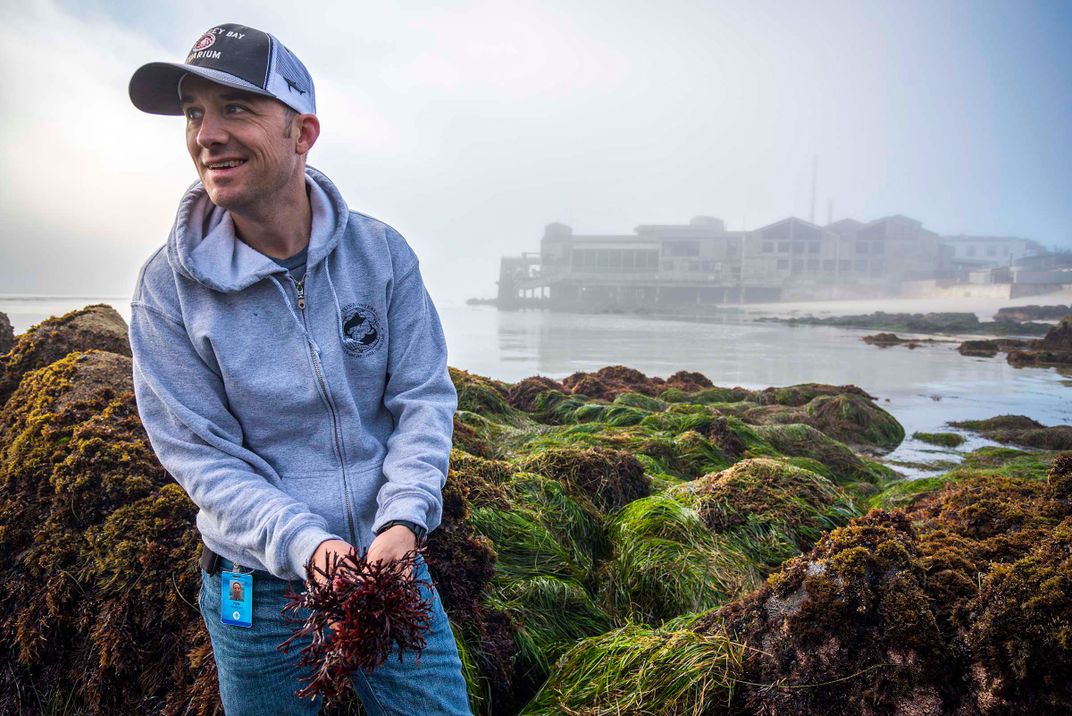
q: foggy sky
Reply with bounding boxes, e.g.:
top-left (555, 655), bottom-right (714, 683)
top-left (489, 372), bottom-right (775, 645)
top-left (1, 0), bottom-right (1070, 305)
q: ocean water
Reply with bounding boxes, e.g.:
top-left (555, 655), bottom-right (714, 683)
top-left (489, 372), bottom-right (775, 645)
top-left (4, 295), bottom-right (1069, 476)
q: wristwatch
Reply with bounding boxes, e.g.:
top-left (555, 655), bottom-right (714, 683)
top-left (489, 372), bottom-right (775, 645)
top-left (375, 519), bottom-right (427, 540)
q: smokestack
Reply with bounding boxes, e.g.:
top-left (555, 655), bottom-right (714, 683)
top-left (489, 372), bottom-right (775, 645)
top-left (810, 155), bottom-right (818, 224)
top-left (827, 199), bottom-right (833, 225)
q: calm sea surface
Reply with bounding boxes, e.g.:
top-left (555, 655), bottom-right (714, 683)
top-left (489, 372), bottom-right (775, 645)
top-left (4, 295), bottom-right (1070, 476)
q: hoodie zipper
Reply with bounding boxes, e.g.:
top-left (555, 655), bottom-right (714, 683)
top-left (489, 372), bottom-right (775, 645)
top-left (293, 274), bottom-right (361, 551)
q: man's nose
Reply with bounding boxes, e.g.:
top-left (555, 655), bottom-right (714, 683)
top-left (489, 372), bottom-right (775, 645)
top-left (196, 111), bottom-right (228, 148)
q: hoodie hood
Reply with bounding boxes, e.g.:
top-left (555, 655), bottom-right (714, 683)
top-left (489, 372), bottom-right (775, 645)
top-left (166, 165), bottom-right (350, 293)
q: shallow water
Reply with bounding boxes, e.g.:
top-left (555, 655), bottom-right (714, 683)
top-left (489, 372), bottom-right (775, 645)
top-left (4, 296), bottom-right (1069, 478)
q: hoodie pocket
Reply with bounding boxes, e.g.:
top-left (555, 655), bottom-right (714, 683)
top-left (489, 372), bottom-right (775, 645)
top-left (278, 469), bottom-right (351, 545)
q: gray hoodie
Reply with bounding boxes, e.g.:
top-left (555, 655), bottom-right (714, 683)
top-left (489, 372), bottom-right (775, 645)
top-left (129, 166), bottom-right (457, 581)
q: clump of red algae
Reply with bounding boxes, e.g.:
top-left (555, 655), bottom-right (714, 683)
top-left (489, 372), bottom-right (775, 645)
top-left (280, 548), bottom-right (434, 702)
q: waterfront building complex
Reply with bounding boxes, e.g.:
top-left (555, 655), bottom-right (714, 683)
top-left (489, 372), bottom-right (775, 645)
top-left (497, 215), bottom-right (1048, 310)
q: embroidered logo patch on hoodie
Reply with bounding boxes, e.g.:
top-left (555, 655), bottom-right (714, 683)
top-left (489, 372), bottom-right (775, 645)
top-left (341, 303), bottom-right (383, 356)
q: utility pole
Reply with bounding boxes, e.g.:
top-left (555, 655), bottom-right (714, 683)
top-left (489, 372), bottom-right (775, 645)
top-left (810, 155), bottom-right (818, 224)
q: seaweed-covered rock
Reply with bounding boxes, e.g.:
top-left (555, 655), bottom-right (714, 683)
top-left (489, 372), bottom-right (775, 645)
top-left (992, 317), bottom-right (1072, 367)
top-left (705, 415), bottom-right (750, 459)
top-left (913, 431), bottom-right (966, 448)
top-left (516, 446), bottom-right (650, 511)
top-left (1037, 315), bottom-right (1072, 351)
top-left (958, 338), bottom-right (1031, 357)
top-left (505, 375), bottom-right (564, 412)
top-left (0, 311), bottom-right (13, 355)
top-left (665, 369), bottom-right (714, 391)
top-left (951, 414), bottom-right (1072, 451)
top-left (995, 304), bottom-right (1070, 322)
top-left (0, 304), bottom-right (130, 408)
top-left (695, 458), bottom-right (858, 569)
top-left (761, 310), bottom-right (1051, 336)
top-left (1049, 452), bottom-right (1072, 501)
top-left (700, 511), bottom-right (962, 715)
top-left (452, 414), bottom-right (492, 457)
top-left (427, 454), bottom-right (518, 714)
top-left (450, 367), bottom-right (515, 418)
top-left (965, 519), bottom-right (1072, 712)
top-left (0, 350), bottom-right (214, 715)
top-left (805, 392), bottom-right (905, 450)
top-left (862, 332), bottom-right (911, 346)
top-left (600, 491), bottom-right (760, 624)
top-left (560, 366), bottom-right (715, 402)
top-left (754, 382), bottom-right (870, 407)
top-left (752, 423), bottom-right (888, 484)
top-left (561, 365), bottom-right (660, 401)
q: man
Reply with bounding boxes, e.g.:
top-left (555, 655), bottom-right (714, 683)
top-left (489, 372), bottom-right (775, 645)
top-left (127, 23), bottom-right (470, 715)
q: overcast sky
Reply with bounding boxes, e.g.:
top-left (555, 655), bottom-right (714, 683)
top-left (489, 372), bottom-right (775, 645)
top-left (1, 0), bottom-right (1070, 304)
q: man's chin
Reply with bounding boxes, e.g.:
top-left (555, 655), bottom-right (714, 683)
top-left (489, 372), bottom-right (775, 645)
top-left (203, 186), bottom-right (246, 211)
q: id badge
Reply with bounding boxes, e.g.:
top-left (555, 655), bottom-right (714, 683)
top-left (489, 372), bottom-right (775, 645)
top-left (221, 570), bottom-right (253, 628)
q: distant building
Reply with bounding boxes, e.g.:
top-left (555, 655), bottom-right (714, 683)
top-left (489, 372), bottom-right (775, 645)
top-left (523, 216), bottom-right (760, 310)
top-left (940, 234), bottom-right (1042, 269)
top-left (495, 214), bottom-right (1046, 310)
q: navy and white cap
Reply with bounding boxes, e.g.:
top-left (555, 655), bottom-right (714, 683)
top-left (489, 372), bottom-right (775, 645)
top-left (129, 23), bottom-right (315, 116)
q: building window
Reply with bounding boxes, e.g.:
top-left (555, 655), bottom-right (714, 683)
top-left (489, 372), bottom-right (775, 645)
top-left (822, 259), bottom-right (835, 271)
top-left (792, 243), bottom-right (805, 254)
top-left (778, 241), bottom-right (790, 253)
top-left (806, 259), bottom-right (819, 271)
top-left (987, 246), bottom-right (997, 257)
top-left (807, 242), bottom-right (820, 254)
top-left (662, 260), bottom-right (674, 271)
top-left (762, 242), bottom-right (774, 253)
top-left (791, 259), bottom-right (804, 274)
top-left (776, 259), bottom-right (789, 270)
top-left (856, 242), bottom-right (869, 254)
top-left (687, 261), bottom-right (701, 272)
top-left (855, 259), bottom-right (868, 271)
top-left (967, 246), bottom-right (977, 257)
top-left (701, 261), bottom-right (717, 272)
top-left (664, 240), bottom-right (699, 257)
top-left (839, 260), bottom-right (851, 271)
top-left (871, 242), bottom-right (884, 255)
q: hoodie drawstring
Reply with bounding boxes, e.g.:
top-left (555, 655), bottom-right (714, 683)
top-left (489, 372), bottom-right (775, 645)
top-left (323, 260), bottom-right (347, 348)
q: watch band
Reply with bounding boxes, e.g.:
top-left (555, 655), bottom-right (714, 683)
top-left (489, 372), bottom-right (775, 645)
top-left (376, 519), bottom-right (427, 540)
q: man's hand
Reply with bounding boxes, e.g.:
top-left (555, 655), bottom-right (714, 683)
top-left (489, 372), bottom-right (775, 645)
top-left (366, 525), bottom-right (418, 579)
top-left (309, 538), bottom-right (356, 588)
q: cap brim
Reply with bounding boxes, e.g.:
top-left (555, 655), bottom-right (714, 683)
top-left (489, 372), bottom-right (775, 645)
top-left (129, 62), bottom-right (276, 115)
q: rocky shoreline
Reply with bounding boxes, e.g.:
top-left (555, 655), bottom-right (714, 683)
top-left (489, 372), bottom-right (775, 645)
top-left (0, 305), bottom-right (1068, 715)
top-left (756, 310), bottom-right (1054, 336)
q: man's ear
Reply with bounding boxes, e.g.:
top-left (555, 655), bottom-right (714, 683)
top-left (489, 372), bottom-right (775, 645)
top-left (296, 114), bottom-right (320, 155)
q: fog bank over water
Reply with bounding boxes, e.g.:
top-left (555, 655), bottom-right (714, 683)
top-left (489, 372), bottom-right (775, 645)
top-left (1, 0), bottom-right (1070, 305)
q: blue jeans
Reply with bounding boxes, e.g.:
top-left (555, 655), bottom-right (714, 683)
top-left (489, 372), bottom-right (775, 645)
top-left (199, 554), bottom-right (473, 715)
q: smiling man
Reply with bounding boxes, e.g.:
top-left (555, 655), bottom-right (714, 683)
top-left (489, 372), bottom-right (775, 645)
top-left (127, 23), bottom-right (469, 715)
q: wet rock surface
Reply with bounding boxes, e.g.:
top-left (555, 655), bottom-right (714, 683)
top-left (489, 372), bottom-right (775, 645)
top-left (0, 312), bottom-right (13, 355)
top-left (995, 304), bottom-right (1070, 322)
top-left (958, 316), bottom-right (1072, 367)
top-left (0, 304), bottom-right (131, 408)
top-left (758, 310), bottom-right (1052, 336)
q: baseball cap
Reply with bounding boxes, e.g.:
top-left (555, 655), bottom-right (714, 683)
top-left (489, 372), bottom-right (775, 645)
top-left (129, 23), bottom-right (315, 116)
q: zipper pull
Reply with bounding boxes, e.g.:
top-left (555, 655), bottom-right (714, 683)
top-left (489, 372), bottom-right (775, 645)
top-left (295, 277), bottom-right (306, 311)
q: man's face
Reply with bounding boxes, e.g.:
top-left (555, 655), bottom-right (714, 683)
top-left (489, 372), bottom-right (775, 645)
top-left (180, 74), bottom-right (303, 213)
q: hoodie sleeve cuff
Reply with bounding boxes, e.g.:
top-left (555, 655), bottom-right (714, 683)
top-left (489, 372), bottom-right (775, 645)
top-left (285, 524), bottom-right (342, 581)
top-left (372, 497), bottom-right (431, 537)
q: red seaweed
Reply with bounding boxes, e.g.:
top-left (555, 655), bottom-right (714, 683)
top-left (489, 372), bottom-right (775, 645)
top-left (279, 548), bottom-right (435, 702)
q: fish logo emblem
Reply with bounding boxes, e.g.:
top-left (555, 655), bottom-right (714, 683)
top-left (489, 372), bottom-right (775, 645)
top-left (341, 303), bottom-right (384, 356)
